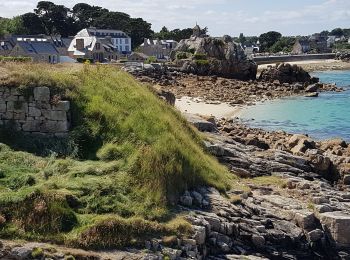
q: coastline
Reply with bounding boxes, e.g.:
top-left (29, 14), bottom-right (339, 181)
top-left (258, 59), bottom-right (350, 73)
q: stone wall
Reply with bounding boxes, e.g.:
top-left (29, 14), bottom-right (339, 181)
top-left (0, 86), bottom-right (70, 135)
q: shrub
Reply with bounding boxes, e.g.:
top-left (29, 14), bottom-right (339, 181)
top-left (195, 59), bottom-right (210, 66)
top-left (176, 52), bottom-right (190, 60)
top-left (31, 247), bottom-right (44, 258)
top-left (77, 58), bottom-right (94, 64)
top-left (193, 53), bottom-right (207, 60)
top-left (145, 56), bottom-right (157, 64)
top-left (0, 56), bottom-right (32, 62)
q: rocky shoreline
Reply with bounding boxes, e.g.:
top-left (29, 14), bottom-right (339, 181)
top-left (125, 63), bottom-right (342, 107)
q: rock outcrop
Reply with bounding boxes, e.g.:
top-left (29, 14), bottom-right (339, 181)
top-left (336, 52), bottom-right (350, 62)
top-left (259, 63), bottom-right (318, 84)
top-left (171, 35), bottom-right (257, 80)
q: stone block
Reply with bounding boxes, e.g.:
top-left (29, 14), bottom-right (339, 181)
top-left (320, 212), bottom-right (350, 248)
top-left (41, 120), bottom-right (69, 133)
top-left (52, 101), bottom-right (70, 111)
top-left (294, 211), bottom-right (316, 230)
top-left (0, 102), bottom-right (6, 113)
top-left (13, 112), bottom-right (25, 120)
top-left (34, 87), bottom-right (50, 102)
top-left (4, 94), bottom-right (18, 102)
top-left (3, 111), bottom-right (13, 120)
top-left (28, 107), bottom-right (42, 117)
top-left (10, 88), bottom-right (20, 95)
top-left (7, 101), bottom-right (28, 113)
top-left (22, 120), bottom-right (42, 132)
top-left (42, 110), bottom-right (67, 121)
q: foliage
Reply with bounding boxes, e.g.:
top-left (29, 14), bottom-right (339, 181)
top-left (330, 28), bottom-right (344, 37)
top-left (145, 56), bottom-right (157, 64)
top-left (238, 33), bottom-right (246, 44)
top-left (154, 26), bottom-right (208, 41)
top-left (193, 53), bottom-right (207, 60)
top-left (269, 37), bottom-right (296, 53)
top-left (0, 63), bottom-right (231, 247)
top-left (194, 60), bottom-right (210, 66)
top-left (0, 56), bottom-right (32, 62)
top-left (259, 31), bottom-right (282, 52)
top-left (176, 52), bottom-right (191, 60)
top-left (333, 42), bottom-right (350, 51)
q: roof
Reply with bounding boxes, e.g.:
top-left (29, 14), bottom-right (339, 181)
top-left (17, 41), bottom-right (59, 55)
top-left (76, 28), bottom-right (131, 39)
top-left (193, 24), bottom-right (201, 30)
top-left (130, 52), bottom-right (149, 59)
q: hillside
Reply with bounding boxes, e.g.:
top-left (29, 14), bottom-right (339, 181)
top-left (0, 63), bottom-right (231, 248)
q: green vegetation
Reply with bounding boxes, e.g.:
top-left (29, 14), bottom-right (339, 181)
top-left (176, 52), bottom-right (191, 60)
top-left (193, 53), bottom-right (207, 60)
top-left (334, 42), bottom-right (350, 51)
top-left (0, 56), bottom-right (32, 62)
top-left (145, 56), bottom-right (157, 64)
top-left (0, 63), bottom-right (231, 248)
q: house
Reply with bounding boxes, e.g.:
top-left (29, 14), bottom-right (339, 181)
top-left (292, 39), bottom-right (311, 54)
top-left (48, 35), bottom-right (73, 56)
top-left (128, 52), bottom-right (149, 62)
top-left (68, 30), bottom-right (118, 62)
top-left (0, 40), bottom-right (14, 56)
top-left (77, 28), bottom-right (132, 54)
top-left (309, 34), bottom-right (329, 53)
top-left (9, 37), bottom-right (60, 63)
top-left (139, 38), bottom-right (178, 60)
top-left (327, 36), bottom-right (336, 48)
top-left (243, 44), bottom-right (259, 57)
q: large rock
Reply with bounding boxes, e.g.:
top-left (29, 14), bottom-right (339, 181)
top-left (259, 63), bottom-right (315, 84)
top-left (320, 212), bottom-right (350, 248)
top-left (172, 36), bottom-right (257, 80)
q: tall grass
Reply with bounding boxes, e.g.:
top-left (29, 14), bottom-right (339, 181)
top-left (0, 63), bottom-right (231, 247)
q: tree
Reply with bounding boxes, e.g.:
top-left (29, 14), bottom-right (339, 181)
top-left (269, 37), bottom-right (295, 53)
top-left (128, 18), bottom-right (153, 48)
top-left (330, 28), bottom-right (344, 37)
top-left (259, 31), bottom-right (282, 52)
top-left (21, 13), bottom-right (45, 34)
top-left (72, 3), bottom-right (108, 29)
top-left (238, 33), bottom-right (246, 44)
top-left (320, 30), bottom-right (329, 36)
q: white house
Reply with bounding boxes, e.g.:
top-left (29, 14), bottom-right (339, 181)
top-left (77, 28), bottom-right (132, 54)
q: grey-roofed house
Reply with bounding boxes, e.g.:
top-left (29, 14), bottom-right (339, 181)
top-left (292, 39), bottom-right (311, 54)
top-left (0, 40), bottom-right (14, 56)
top-left (9, 38), bottom-right (60, 63)
top-left (68, 28), bottom-right (119, 62)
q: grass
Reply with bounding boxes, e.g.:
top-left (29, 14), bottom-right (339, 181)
top-left (0, 63), bottom-right (231, 248)
top-left (242, 176), bottom-right (288, 189)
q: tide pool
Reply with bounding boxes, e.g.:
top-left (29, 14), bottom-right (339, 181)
top-left (238, 70), bottom-right (350, 141)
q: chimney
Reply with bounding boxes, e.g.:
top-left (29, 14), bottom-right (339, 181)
top-left (76, 39), bottom-right (84, 50)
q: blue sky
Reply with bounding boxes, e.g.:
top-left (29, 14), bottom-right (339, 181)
top-left (0, 0), bottom-right (349, 36)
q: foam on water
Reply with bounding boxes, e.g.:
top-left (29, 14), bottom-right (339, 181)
top-left (238, 70), bottom-right (350, 141)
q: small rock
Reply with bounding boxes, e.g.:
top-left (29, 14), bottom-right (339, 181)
top-left (251, 235), bottom-right (265, 248)
top-left (11, 247), bottom-right (32, 260)
top-left (307, 229), bottom-right (324, 242)
top-left (343, 175), bottom-right (350, 185)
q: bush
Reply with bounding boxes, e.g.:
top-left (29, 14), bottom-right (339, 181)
top-left (195, 59), bottom-right (210, 66)
top-left (145, 56), bottom-right (157, 64)
top-left (0, 56), bottom-right (32, 62)
top-left (193, 53), bottom-right (207, 60)
top-left (176, 52), bottom-right (190, 60)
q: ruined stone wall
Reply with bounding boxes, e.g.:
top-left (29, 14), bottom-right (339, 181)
top-left (0, 86), bottom-right (70, 135)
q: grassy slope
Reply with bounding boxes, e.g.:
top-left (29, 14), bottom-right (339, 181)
top-left (0, 63), bottom-right (231, 248)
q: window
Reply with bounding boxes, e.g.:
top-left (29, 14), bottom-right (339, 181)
top-left (125, 38), bottom-right (129, 44)
top-left (125, 46), bottom-right (129, 52)
top-left (96, 43), bottom-right (101, 50)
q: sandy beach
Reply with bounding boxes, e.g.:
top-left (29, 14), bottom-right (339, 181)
top-left (258, 59), bottom-right (350, 73)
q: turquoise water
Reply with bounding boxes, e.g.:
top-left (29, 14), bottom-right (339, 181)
top-left (239, 70), bottom-right (350, 141)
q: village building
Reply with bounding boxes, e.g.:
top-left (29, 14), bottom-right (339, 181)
top-left (68, 29), bottom-right (119, 62)
top-left (8, 37), bottom-right (60, 63)
top-left (78, 28), bottom-right (132, 54)
top-left (0, 39), bottom-right (14, 56)
top-left (292, 39), bottom-right (311, 54)
top-left (139, 38), bottom-right (178, 60)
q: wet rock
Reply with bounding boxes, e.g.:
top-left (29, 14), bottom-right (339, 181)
top-left (305, 84), bottom-right (318, 92)
top-left (305, 92), bottom-right (319, 97)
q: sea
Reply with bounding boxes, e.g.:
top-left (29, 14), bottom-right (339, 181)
top-left (238, 70), bottom-right (350, 141)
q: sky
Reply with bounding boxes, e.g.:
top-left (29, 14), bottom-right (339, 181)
top-left (0, 0), bottom-right (349, 36)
